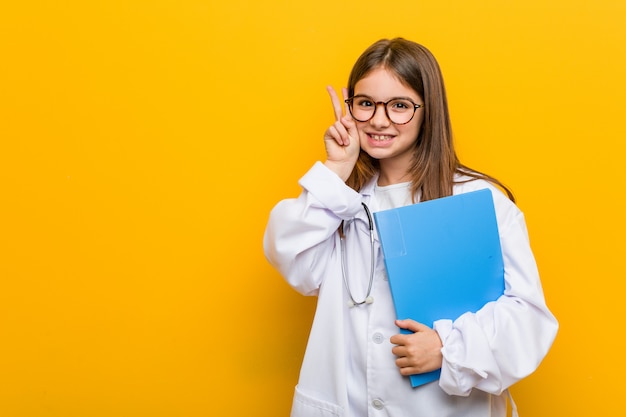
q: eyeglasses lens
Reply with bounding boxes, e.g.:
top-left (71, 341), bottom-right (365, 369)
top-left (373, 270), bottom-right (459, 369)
top-left (349, 97), bottom-right (416, 125)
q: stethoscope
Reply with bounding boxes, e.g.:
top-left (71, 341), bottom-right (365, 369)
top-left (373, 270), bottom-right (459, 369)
top-left (339, 202), bottom-right (375, 307)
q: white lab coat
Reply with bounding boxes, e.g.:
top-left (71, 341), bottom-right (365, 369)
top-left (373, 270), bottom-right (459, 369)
top-left (264, 162), bottom-right (558, 417)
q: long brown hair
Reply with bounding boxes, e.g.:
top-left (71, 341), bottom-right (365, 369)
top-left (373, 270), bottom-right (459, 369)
top-left (345, 38), bottom-right (514, 202)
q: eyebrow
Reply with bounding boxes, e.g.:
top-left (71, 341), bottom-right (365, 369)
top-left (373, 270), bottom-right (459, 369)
top-left (353, 94), bottom-right (418, 102)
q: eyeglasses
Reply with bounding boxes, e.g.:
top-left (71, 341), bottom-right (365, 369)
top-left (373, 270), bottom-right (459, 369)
top-left (344, 95), bottom-right (424, 125)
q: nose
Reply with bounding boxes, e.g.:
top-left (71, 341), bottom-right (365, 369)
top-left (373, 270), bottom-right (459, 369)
top-left (370, 102), bottom-right (391, 127)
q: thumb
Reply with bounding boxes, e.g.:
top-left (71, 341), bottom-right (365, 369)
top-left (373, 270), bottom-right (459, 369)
top-left (395, 319), bottom-right (430, 333)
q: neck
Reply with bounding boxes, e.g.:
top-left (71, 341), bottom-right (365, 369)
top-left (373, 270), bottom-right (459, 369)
top-left (378, 163), bottom-right (412, 186)
top-left (377, 151), bottom-right (416, 186)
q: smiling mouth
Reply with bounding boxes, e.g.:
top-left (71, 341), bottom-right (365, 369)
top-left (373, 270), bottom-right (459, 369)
top-left (369, 134), bottom-right (394, 141)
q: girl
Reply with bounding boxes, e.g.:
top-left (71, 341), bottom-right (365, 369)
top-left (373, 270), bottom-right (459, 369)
top-left (264, 38), bottom-right (557, 417)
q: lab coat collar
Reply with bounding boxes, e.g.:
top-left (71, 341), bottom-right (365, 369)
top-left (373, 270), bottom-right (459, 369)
top-left (359, 172), bottom-right (379, 198)
top-left (343, 173), bottom-right (380, 242)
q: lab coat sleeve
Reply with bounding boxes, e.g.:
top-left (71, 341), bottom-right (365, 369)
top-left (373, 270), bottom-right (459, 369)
top-left (434, 189), bottom-right (558, 396)
top-left (263, 162), bottom-right (363, 296)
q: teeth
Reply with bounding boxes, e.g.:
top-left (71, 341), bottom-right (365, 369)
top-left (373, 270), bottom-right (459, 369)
top-left (371, 135), bottom-right (392, 141)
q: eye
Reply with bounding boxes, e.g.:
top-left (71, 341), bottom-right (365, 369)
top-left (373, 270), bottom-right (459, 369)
top-left (355, 97), bottom-right (374, 108)
top-left (389, 99), bottom-right (413, 111)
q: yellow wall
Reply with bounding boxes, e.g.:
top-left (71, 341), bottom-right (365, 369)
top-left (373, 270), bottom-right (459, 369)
top-left (1, 1), bottom-right (624, 416)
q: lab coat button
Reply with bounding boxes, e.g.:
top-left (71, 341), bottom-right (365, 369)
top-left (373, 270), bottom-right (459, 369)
top-left (372, 398), bottom-right (385, 410)
top-left (372, 332), bottom-right (384, 344)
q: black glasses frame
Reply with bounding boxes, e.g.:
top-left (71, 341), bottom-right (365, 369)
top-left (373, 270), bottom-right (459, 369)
top-left (344, 95), bottom-right (424, 125)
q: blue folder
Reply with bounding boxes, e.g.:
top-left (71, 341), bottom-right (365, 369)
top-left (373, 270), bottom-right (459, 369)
top-left (373, 188), bottom-right (505, 388)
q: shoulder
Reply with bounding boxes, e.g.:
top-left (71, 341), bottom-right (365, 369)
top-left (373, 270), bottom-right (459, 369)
top-left (452, 176), bottom-right (522, 231)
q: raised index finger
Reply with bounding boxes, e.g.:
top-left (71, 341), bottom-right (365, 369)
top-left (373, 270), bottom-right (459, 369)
top-left (326, 85), bottom-right (344, 121)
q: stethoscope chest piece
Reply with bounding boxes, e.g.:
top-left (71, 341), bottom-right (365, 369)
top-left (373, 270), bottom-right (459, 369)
top-left (347, 296), bottom-right (374, 308)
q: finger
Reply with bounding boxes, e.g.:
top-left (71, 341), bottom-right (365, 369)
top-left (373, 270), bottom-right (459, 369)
top-left (335, 120), bottom-right (353, 145)
top-left (391, 345), bottom-right (406, 357)
top-left (395, 357), bottom-right (409, 368)
top-left (389, 333), bottom-right (407, 346)
top-left (342, 87), bottom-right (349, 103)
top-left (398, 365), bottom-right (420, 376)
top-left (341, 87), bottom-right (355, 124)
top-left (395, 319), bottom-right (430, 333)
top-left (340, 114), bottom-right (356, 131)
top-left (335, 121), bottom-right (350, 145)
top-left (326, 85), bottom-right (344, 122)
top-left (394, 357), bottom-right (422, 375)
top-left (326, 124), bottom-right (347, 146)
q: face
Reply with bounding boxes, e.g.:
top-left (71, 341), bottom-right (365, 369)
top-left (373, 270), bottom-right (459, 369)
top-left (352, 67), bottom-right (424, 175)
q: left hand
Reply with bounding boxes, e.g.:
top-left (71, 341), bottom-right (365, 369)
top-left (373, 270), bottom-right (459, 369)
top-left (390, 319), bottom-right (444, 376)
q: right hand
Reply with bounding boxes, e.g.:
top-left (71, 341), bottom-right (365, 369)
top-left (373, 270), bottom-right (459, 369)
top-left (323, 86), bottom-right (361, 181)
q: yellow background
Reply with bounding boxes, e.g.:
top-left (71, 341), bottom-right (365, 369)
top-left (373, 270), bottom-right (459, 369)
top-left (1, 1), bottom-right (624, 416)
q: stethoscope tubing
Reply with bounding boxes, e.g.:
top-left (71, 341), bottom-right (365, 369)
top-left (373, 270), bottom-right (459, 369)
top-left (340, 203), bottom-right (375, 307)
